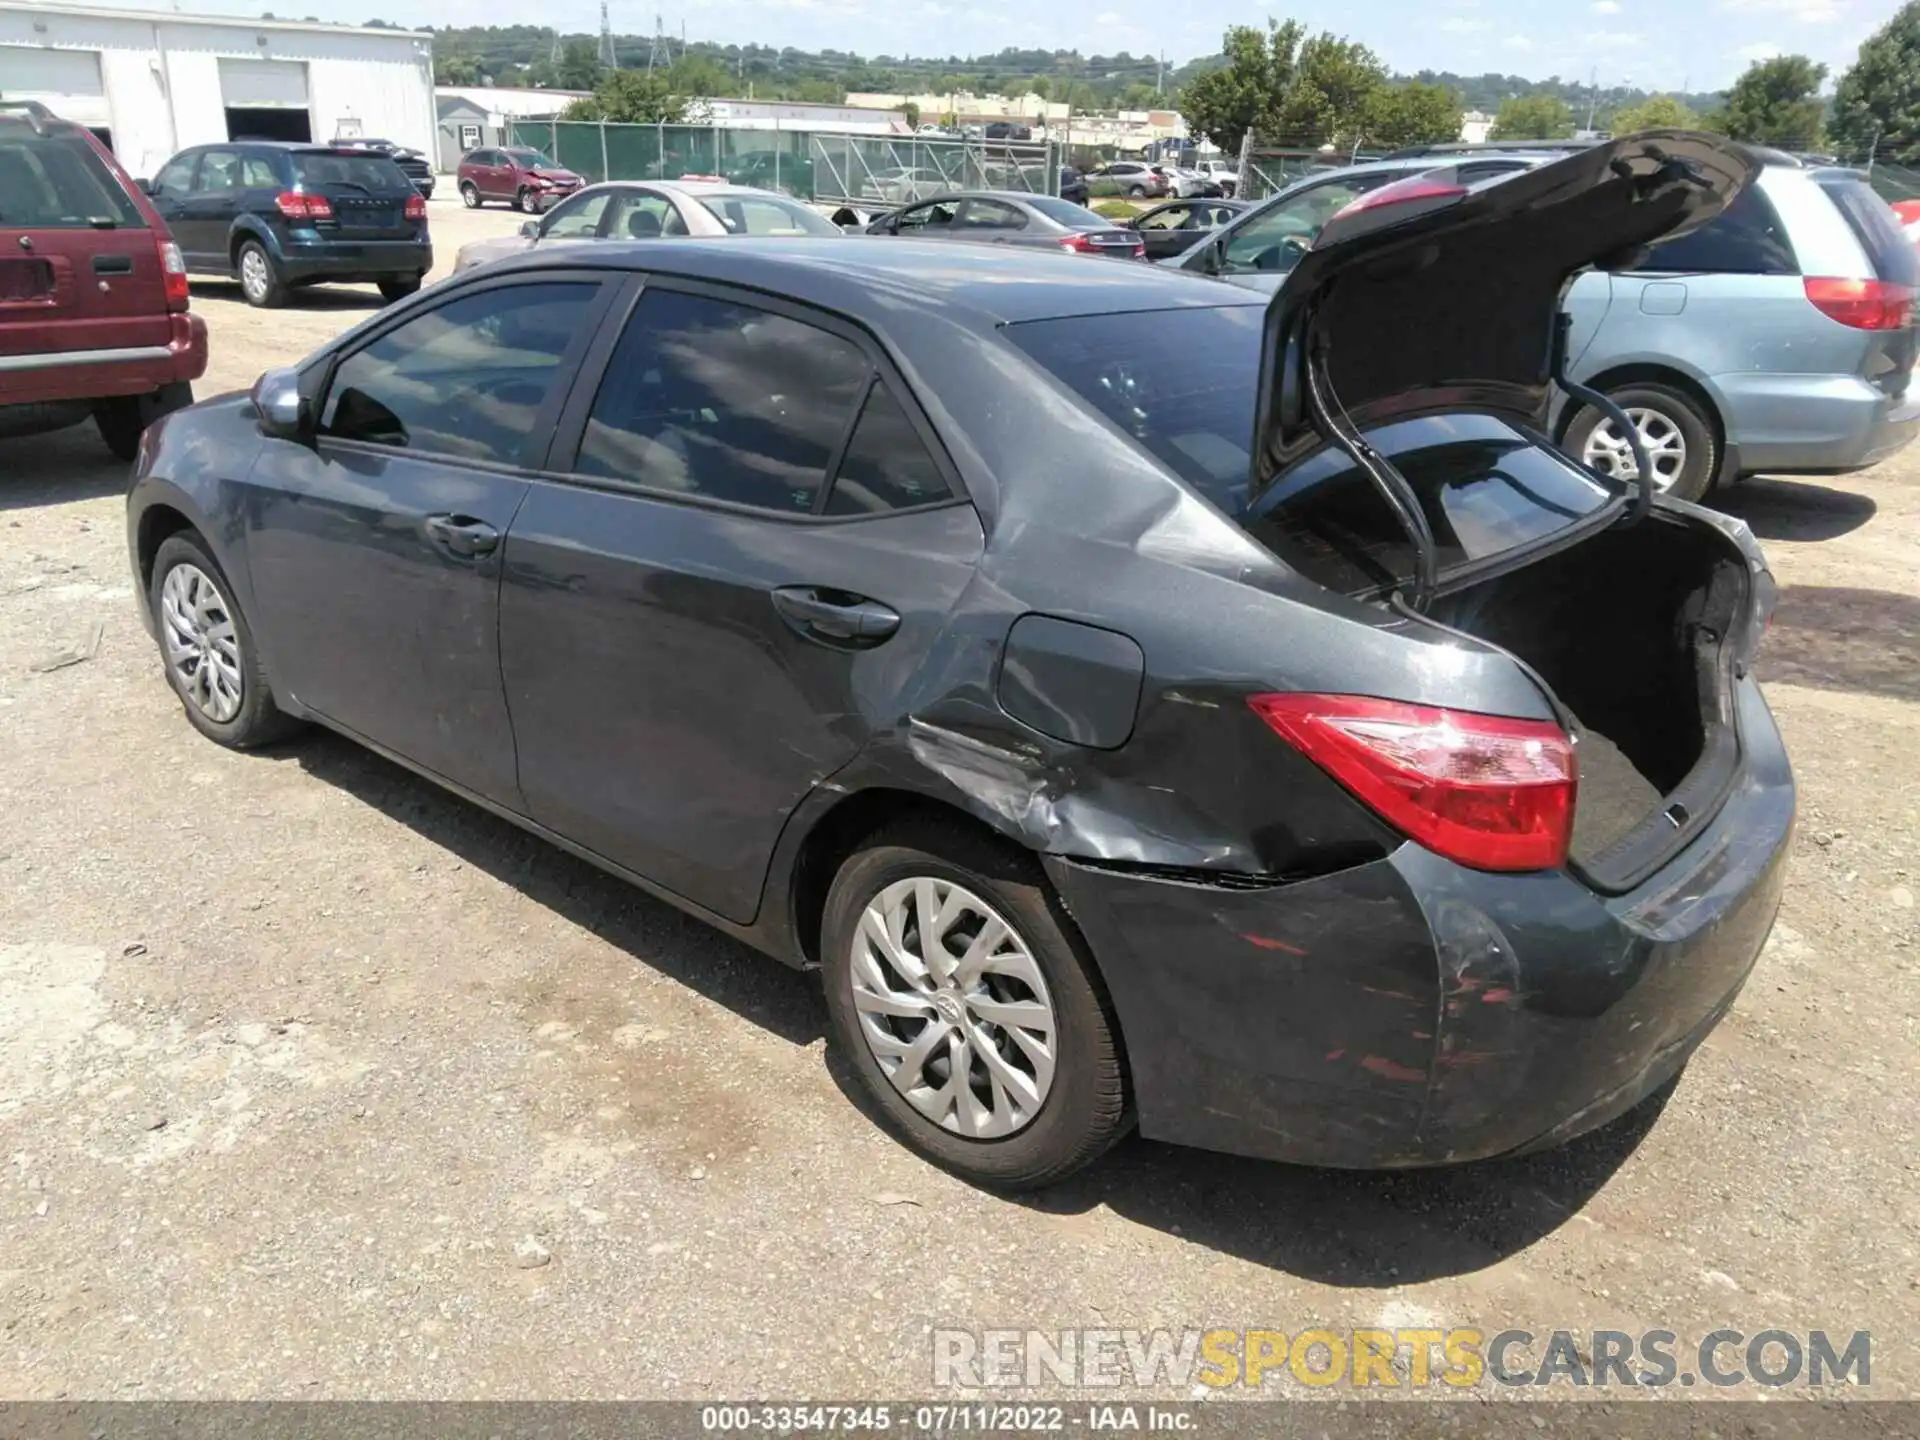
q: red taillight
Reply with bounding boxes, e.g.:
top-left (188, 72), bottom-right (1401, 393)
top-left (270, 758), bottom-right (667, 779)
top-left (1332, 174), bottom-right (1468, 222)
top-left (404, 191), bottom-right (427, 222)
top-left (1249, 693), bottom-right (1576, 872)
top-left (1059, 232), bottom-right (1094, 252)
top-left (1803, 275), bottom-right (1913, 330)
top-left (274, 190), bottom-right (333, 221)
top-left (155, 236), bottom-right (188, 312)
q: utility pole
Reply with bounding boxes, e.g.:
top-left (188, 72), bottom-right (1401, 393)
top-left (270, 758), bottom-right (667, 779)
top-left (1156, 51), bottom-right (1164, 98)
top-left (647, 13), bottom-right (671, 76)
top-left (1585, 64), bottom-right (1599, 132)
top-left (598, 0), bottom-right (618, 70)
top-left (549, 27), bottom-right (561, 67)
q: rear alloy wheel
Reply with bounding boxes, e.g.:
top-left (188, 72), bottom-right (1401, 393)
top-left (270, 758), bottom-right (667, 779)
top-left (820, 819), bottom-right (1128, 1189)
top-left (235, 240), bottom-right (286, 309)
top-left (148, 532), bottom-right (302, 749)
top-left (1129, 184), bottom-right (1147, 198)
top-left (516, 187), bottom-right (539, 214)
top-left (460, 181), bottom-right (481, 208)
top-left (378, 275), bottom-right (423, 302)
top-left (1567, 383), bottom-right (1718, 502)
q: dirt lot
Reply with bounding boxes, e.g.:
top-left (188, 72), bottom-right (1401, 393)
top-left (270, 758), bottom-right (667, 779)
top-left (1, 195), bottom-right (1917, 1402)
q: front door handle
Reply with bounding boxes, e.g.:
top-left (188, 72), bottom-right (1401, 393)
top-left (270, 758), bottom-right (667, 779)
top-left (771, 586), bottom-right (900, 646)
top-left (424, 513), bottom-right (500, 558)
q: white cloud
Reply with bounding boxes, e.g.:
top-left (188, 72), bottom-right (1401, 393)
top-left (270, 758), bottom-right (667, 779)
top-left (1582, 28), bottom-right (1647, 47)
top-left (1095, 8), bottom-right (1122, 20)
top-left (1591, 0), bottom-right (1622, 11)
top-left (1719, 0), bottom-right (1844, 21)
top-left (1440, 16), bottom-right (1493, 31)
top-left (1501, 34), bottom-right (1536, 50)
top-left (1736, 39), bottom-right (1785, 61)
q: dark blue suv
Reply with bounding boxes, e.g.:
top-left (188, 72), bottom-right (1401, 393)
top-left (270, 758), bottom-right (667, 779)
top-left (141, 142), bottom-right (432, 308)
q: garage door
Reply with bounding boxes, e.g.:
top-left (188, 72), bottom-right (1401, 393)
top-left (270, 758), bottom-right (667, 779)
top-left (0, 45), bottom-right (110, 128)
top-left (217, 58), bottom-right (309, 108)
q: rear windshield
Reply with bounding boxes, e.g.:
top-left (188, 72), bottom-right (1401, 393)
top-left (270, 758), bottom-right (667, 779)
top-left (1006, 308), bottom-right (1616, 594)
top-left (695, 195), bottom-right (840, 236)
top-left (1025, 194), bottom-right (1106, 226)
top-left (293, 151), bottom-right (411, 191)
top-left (0, 125), bottom-right (145, 229)
top-left (1817, 176), bottom-right (1920, 287)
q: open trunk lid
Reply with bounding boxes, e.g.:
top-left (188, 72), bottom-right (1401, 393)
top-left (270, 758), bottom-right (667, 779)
top-left (1252, 132), bottom-right (1758, 494)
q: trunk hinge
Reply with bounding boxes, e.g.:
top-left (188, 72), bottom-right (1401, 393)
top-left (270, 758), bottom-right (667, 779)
top-left (1553, 311), bottom-right (1653, 526)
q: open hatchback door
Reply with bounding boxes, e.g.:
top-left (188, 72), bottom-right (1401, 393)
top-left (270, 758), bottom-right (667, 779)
top-left (1239, 133), bottom-right (1781, 892)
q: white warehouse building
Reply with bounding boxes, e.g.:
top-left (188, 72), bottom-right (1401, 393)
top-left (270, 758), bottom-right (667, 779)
top-left (0, 3), bottom-right (434, 183)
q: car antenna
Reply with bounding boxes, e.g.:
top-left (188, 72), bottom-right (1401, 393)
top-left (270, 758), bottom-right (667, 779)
top-left (1303, 324), bottom-right (1438, 611)
top-left (1552, 312), bottom-right (1653, 525)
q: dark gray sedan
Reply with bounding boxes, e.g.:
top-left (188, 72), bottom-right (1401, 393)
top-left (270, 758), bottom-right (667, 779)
top-left (865, 190), bottom-right (1144, 258)
top-left (127, 135), bottom-right (1792, 1189)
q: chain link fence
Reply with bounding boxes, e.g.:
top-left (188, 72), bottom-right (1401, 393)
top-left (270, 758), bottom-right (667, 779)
top-left (507, 121), bottom-right (1061, 207)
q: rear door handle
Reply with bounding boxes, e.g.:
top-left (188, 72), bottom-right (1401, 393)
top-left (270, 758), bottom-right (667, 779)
top-left (771, 586), bottom-right (900, 645)
top-left (424, 513), bottom-right (500, 558)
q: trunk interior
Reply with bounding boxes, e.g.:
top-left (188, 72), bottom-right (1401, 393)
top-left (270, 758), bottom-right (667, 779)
top-left (1426, 514), bottom-right (1751, 883)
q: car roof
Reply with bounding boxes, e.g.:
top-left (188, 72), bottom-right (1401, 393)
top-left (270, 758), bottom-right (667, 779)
top-left (494, 235), bottom-right (1268, 325)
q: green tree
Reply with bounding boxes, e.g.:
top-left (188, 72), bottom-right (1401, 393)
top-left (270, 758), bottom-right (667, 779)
top-left (1275, 34), bottom-right (1386, 146)
top-left (555, 38), bottom-right (601, 91)
top-left (435, 54), bottom-right (484, 86)
top-left (665, 54), bottom-right (729, 97)
top-left (1609, 94), bottom-right (1698, 133)
top-left (1179, 19), bottom-right (1307, 154)
top-left (562, 68), bottom-right (686, 123)
top-left (1717, 54), bottom-right (1826, 147)
top-left (1365, 80), bottom-right (1461, 148)
top-left (902, 100), bottom-right (921, 128)
top-left (1832, 2), bottom-right (1920, 161)
top-left (1489, 94), bottom-right (1575, 140)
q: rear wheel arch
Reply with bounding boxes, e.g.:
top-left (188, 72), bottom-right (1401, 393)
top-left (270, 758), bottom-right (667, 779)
top-left (228, 221), bottom-right (272, 270)
top-left (1556, 363), bottom-right (1726, 453)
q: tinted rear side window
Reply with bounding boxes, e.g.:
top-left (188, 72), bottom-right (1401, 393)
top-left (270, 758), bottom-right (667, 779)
top-left (826, 381), bottom-right (953, 515)
top-left (0, 127), bottom-right (144, 229)
top-left (293, 152), bottom-right (410, 191)
top-left (1004, 306), bottom-right (1266, 514)
top-left (1244, 414), bottom-right (1614, 594)
top-left (1817, 176), bottom-right (1920, 287)
top-left (1642, 183), bottom-right (1797, 275)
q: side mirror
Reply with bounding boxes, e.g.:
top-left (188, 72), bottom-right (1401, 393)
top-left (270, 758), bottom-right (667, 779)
top-left (519, 219), bottom-right (539, 239)
top-left (250, 366), bottom-right (309, 440)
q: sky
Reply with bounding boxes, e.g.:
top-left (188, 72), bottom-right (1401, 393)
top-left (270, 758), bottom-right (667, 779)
top-left (80, 0), bottom-right (1913, 93)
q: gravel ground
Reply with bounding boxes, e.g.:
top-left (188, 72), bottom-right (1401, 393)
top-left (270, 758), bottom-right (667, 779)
top-left (1, 195), bottom-right (1916, 1401)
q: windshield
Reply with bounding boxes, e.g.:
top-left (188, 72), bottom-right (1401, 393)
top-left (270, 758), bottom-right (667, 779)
top-left (294, 152), bottom-right (411, 191)
top-left (1006, 308), bottom-right (1617, 594)
top-left (0, 126), bottom-right (145, 229)
top-left (507, 149), bottom-right (557, 167)
top-left (696, 195), bottom-right (840, 236)
top-left (1025, 194), bottom-right (1106, 226)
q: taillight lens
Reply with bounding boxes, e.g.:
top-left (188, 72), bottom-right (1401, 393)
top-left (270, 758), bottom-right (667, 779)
top-left (1249, 693), bottom-right (1576, 872)
top-left (1059, 232), bottom-right (1094, 253)
top-left (155, 237), bottom-right (188, 311)
top-left (404, 192), bottom-right (427, 222)
top-left (274, 190), bottom-right (334, 221)
top-left (1803, 276), bottom-right (1913, 330)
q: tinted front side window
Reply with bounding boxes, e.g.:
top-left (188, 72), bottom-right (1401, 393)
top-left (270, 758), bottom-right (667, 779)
top-left (1244, 414), bottom-right (1613, 594)
top-left (1642, 183), bottom-right (1797, 275)
top-left (320, 283), bottom-right (596, 464)
top-left (826, 382), bottom-right (953, 515)
top-left (0, 130), bottom-right (144, 227)
top-left (573, 289), bottom-right (872, 513)
top-left (1222, 173), bottom-right (1398, 274)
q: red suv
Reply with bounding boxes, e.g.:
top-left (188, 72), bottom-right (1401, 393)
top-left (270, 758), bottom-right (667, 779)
top-left (0, 102), bottom-right (206, 460)
top-left (456, 145), bottom-right (585, 213)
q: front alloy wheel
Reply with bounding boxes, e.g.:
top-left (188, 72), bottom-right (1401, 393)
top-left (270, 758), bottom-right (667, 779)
top-left (159, 561), bottom-right (244, 724)
top-left (1582, 407), bottom-right (1687, 490)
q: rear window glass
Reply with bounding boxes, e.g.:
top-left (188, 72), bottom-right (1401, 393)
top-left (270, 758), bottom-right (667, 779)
top-left (1817, 176), bottom-right (1920, 287)
top-left (0, 127), bottom-right (144, 229)
top-left (1244, 414), bottom-right (1614, 594)
top-left (293, 152), bottom-right (410, 191)
top-left (1025, 195), bottom-right (1105, 226)
top-left (1642, 183), bottom-right (1797, 275)
top-left (695, 195), bottom-right (839, 236)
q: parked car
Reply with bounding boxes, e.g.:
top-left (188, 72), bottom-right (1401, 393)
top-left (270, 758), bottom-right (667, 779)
top-left (127, 135), bottom-right (1792, 1189)
top-left (721, 150), bottom-right (813, 198)
top-left (1126, 197), bottom-right (1247, 261)
top-left (859, 167), bottom-right (953, 205)
top-left (1197, 159), bottom-right (1239, 197)
top-left (1085, 160), bottom-right (1168, 199)
top-left (983, 122), bottom-right (1033, 141)
top-left (142, 141), bottom-right (431, 308)
top-left (330, 136), bottom-right (434, 198)
top-left (1059, 166), bottom-right (1088, 206)
top-left (457, 146), bottom-right (584, 213)
top-left (1178, 145), bottom-right (1920, 498)
top-left (0, 100), bottom-right (205, 458)
top-left (1152, 166), bottom-right (1218, 199)
top-left (865, 191), bottom-right (1144, 258)
top-left (454, 180), bottom-right (841, 272)
top-left (1886, 196), bottom-right (1920, 243)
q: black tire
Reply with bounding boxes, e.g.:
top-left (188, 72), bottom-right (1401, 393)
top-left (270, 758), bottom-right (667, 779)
top-left (820, 818), bottom-right (1129, 1190)
top-left (235, 239), bottom-right (286, 309)
top-left (460, 181), bottom-right (481, 208)
top-left (1563, 382), bottom-right (1719, 503)
top-left (147, 532), bottom-right (302, 749)
top-left (1128, 184), bottom-right (1147, 198)
top-left (516, 186), bottom-right (538, 214)
top-left (378, 275), bottom-right (423, 302)
top-left (95, 382), bottom-right (194, 461)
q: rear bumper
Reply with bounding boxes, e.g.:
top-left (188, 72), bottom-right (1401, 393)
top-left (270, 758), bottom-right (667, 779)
top-left (1044, 676), bottom-right (1794, 1169)
top-left (1718, 370), bottom-right (1920, 474)
top-left (0, 312), bottom-right (207, 406)
top-left (275, 239), bottom-right (433, 284)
